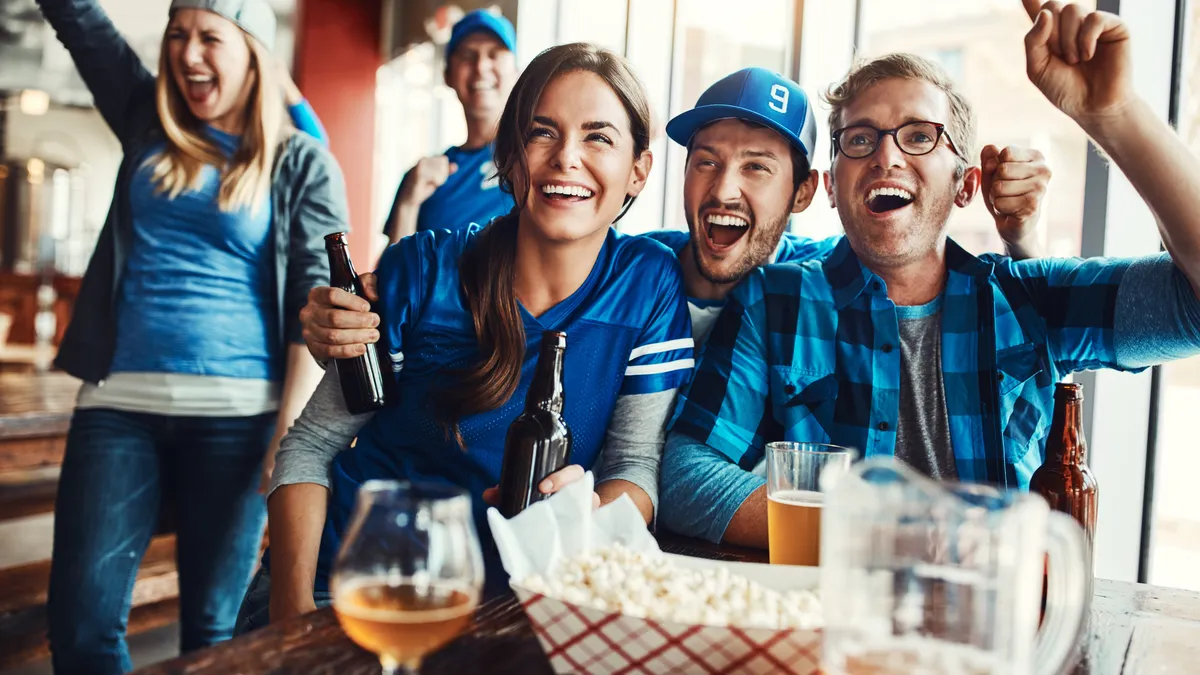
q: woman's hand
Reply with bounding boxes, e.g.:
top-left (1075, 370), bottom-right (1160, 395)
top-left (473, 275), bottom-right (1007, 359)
top-left (482, 464), bottom-right (601, 510)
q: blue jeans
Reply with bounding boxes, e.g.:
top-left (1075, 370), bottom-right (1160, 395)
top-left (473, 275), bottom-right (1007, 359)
top-left (47, 407), bottom-right (274, 675)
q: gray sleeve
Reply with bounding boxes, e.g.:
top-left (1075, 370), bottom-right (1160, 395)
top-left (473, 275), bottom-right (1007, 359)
top-left (284, 136), bottom-right (350, 345)
top-left (268, 366), bottom-right (376, 496)
top-left (593, 389), bottom-right (678, 516)
top-left (1114, 255), bottom-right (1200, 369)
top-left (659, 431), bottom-right (765, 544)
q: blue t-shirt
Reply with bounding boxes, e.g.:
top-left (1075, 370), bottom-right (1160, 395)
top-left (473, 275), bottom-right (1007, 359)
top-left (385, 145), bottom-right (516, 235)
top-left (314, 225), bottom-right (694, 591)
top-left (110, 128), bottom-right (278, 380)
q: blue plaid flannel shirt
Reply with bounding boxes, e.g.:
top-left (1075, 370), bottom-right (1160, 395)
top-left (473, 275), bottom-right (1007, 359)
top-left (670, 236), bottom-right (1145, 489)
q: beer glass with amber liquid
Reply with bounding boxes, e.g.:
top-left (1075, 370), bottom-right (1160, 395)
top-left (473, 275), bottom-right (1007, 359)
top-left (332, 481), bottom-right (485, 674)
top-left (766, 442), bottom-right (853, 566)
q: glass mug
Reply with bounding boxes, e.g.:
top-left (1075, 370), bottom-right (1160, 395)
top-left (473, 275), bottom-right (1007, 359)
top-left (820, 459), bottom-right (1089, 675)
top-left (331, 481), bottom-right (485, 675)
top-left (765, 442), bottom-right (854, 566)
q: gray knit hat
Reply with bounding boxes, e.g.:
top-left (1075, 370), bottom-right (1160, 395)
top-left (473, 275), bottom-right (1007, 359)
top-left (169, 0), bottom-right (277, 51)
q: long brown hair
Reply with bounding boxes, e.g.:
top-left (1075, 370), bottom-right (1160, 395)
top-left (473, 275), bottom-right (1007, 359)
top-left (437, 43), bottom-right (652, 441)
top-left (148, 30), bottom-right (291, 214)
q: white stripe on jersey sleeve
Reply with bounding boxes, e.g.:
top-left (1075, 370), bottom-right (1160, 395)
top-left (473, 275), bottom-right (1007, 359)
top-left (624, 358), bottom-right (695, 377)
top-left (627, 337), bottom-right (695, 361)
top-left (390, 350), bottom-right (404, 373)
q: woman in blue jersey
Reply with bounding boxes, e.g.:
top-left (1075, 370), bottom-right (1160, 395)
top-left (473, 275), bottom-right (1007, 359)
top-left (36, 0), bottom-right (346, 671)
top-left (247, 42), bottom-right (693, 629)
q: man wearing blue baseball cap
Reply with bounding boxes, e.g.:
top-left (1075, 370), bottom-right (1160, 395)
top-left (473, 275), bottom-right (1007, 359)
top-left (384, 9), bottom-right (518, 242)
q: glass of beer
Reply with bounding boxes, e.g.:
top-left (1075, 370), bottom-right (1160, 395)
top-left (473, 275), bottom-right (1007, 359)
top-left (331, 481), bottom-right (485, 675)
top-left (766, 442), bottom-right (853, 566)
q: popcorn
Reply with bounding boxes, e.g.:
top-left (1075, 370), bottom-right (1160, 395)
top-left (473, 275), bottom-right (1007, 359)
top-left (519, 544), bottom-right (823, 630)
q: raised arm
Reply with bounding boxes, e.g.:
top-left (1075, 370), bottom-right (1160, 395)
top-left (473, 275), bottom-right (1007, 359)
top-left (278, 59), bottom-right (330, 147)
top-left (34, 0), bottom-right (156, 145)
top-left (1020, 1), bottom-right (1200, 294)
top-left (980, 144), bottom-right (1052, 260)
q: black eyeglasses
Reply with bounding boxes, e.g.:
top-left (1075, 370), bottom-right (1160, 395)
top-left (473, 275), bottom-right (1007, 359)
top-left (831, 121), bottom-right (963, 160)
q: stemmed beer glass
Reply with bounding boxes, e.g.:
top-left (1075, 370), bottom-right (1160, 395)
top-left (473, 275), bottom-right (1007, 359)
top-left (331, 481), bottom-right (485, 674)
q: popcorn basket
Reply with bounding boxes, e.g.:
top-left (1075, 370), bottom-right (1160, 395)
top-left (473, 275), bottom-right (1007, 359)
top-left (511, 554), bottom-right (822, 675)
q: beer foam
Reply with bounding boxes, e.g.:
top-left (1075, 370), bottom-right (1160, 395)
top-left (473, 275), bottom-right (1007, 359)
top-left (520, 543), bottom-right (823, 630)
top-left (769, 489), bottom-right (824, 506)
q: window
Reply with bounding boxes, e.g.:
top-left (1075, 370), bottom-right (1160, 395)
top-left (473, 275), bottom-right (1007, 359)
top-left (793, 0), bottom-right (857, 241)
top-left (1146, 0), bottom-right (1200, 594)
top-left (855, 0), bottom-right (1093, 257)
top-left (658, 0), bottom-right (794, 235)
top-left (621, 0), bottom-right (678, 236)
top-left (374, 42), bottom-right (465, 249)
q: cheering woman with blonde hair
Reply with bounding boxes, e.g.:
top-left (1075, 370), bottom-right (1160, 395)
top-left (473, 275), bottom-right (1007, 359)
top-left (34, 0), bottom-right (347, 671)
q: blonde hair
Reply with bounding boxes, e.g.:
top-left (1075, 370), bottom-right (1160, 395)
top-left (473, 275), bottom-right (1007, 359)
top-left (149, 31), bottom-right (292, 214)
top-left (824, 53), bottom-right (976, 170)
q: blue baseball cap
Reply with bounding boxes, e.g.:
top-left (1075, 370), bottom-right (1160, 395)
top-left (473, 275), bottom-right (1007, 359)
top-left (666, 67), bottom-right (817, 172)
top-left (446, 10), bottom-right (516, 60)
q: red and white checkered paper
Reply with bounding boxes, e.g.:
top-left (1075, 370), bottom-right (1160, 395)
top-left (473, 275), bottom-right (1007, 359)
top-left (511, 556), bottom-right (822, 675)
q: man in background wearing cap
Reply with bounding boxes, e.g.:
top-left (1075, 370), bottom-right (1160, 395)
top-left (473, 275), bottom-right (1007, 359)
top-left (383, 9), bottom-right (518, 243)
top-left (664, 2), bottom-right (1200, 549)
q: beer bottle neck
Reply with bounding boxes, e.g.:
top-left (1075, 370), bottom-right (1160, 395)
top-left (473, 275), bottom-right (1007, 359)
top-left (1046, 397), bottom-right (1086, 466)
top-left (525, 342), bottom-right (565, 415)
top-left (325, 241), bottom-right (358, 291)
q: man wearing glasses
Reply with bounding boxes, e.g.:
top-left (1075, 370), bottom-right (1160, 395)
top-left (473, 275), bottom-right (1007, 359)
top-left (662, 1), bottom-right (1200, 548)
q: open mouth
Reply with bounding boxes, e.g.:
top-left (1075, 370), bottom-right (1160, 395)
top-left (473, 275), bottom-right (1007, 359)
top-left (705, 213), bottom-right (751, 248)
top-left (540, 183), bottom-right (595, 203)
top-left (184, 73), bottom-right (217, 103)
top-left (865, 186), bottom-right (915, 215)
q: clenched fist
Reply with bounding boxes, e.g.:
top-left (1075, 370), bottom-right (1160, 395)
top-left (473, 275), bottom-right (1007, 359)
top-left (980, 144), bottom-right (1051, 253)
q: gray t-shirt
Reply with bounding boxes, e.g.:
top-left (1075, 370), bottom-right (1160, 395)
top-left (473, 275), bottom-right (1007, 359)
top-left (894, 297), bottom-right (958, 480)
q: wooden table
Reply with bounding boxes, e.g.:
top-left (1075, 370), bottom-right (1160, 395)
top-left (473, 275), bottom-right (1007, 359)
top-left (131, 533), bottom-right (1200, 674)
top-left (0, 370), bottom-right (79, 472)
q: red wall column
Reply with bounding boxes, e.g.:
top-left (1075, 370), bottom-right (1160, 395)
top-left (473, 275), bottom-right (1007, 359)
top-left (293, 0), bottom-right (381, 265)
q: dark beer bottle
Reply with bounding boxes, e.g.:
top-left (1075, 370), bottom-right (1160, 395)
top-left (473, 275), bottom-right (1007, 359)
top-left (498, 330), bottom-right (572, 518)
top-left (1032, 382), bottom-right (1099, 626)
top-left (324, 232), bottom-right (392, 414)
top-left (1030, 382), bottom-right (1099, 544)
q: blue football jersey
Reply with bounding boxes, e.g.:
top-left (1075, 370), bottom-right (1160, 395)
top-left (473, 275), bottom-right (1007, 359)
top-left (315, 225), bottom-right (693, 591)
top-left (384, 145), bottom-right (517, 235)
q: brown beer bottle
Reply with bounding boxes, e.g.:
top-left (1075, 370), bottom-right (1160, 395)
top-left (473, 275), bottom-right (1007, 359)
top-left (324, 233), bottom-right (393, 414)
top-left (1032, 382), bottom-right (1098, 626)
top-left (498, 331), bottom-right (572, 518)
top-left (1030, 382), bottom-right (1099, 544)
